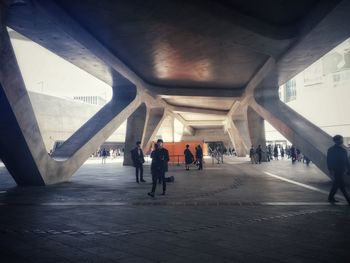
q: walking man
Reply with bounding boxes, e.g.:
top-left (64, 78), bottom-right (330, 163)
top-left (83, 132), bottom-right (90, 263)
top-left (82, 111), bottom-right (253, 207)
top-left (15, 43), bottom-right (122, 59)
top-left (256, 145), bottom-right (262, 164)
top-left (148, 139), bottom-right (169, 197)
top-left (327, 135), bottom-right (350, 205)
top-left (196, 145), bottom-right (203, 170)
top-left (131, 141), bottom-right (146, 183)
top-left (249, 146), bottom-right (256, 164)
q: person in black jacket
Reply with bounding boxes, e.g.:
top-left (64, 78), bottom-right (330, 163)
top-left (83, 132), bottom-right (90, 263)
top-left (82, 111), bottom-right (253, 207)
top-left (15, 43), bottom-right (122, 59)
top-left (131, 141), bottom-right (145, 183)
top-left (196, 145), bottom-right (203, 170)
top-left (256, 145), bottom-right (263, 164)
top-left (184, 145), bottom-right (194, 171)
top-left (148, 139), bottom-right (169, 197)
top-left (327, 135), bottom-right (350, 205)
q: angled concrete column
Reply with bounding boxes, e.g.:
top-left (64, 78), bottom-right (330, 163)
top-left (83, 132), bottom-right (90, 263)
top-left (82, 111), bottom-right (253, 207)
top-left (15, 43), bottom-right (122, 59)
top-left (226, 119), bottom-right (248, 157)
top-left (233, 119), bottom-right (251, 150)
top-left (123, 106), bottom-right (166, 166)
top-left (247, 106), bottom-right (267, 161)
top-left (141, 107), bottom-right (166, 152)
top-left (0, 12), bottom-right (140, 184)
top-left (250, 72), bottom-right (335, 175)
top-left (123, 104), bottom-right (147, 166)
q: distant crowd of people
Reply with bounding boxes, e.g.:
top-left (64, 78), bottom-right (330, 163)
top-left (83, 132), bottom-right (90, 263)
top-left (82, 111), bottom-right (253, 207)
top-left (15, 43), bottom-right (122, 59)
top-left (94, 147), bottom-right (124, 163)
top-left (249, 144), bottom-right (311, 165)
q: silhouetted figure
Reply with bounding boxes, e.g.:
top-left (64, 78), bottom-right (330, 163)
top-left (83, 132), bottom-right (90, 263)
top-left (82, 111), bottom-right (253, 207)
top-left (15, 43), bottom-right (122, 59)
top-left (265, 145), bottom-right (270, 162)
top-left (184, 144), bottom-right (194, 171)
top-left (273, 145), bottom-right (278, 160)
top-left (303, 155), bottom-right (311, 166)
top-left (148, 139), bottom-right (169, 197)
top-left (196, 145), bottom-right (203, 170)
top-left (267, 144), bottom-right (273, 160)
top-left (290, 145), bottom-right (297, 163)
top-left (327, 135), bottom-right (350, 205)
top-left (101, 148), bottom-right (107, 164)
top-left (296, 148), bottom-right (302, 162)
top-left (256, 145), bottom-right (262, 164)
top-left (280, 147), bottom-right (285, 158)
top-left (131, 141), bottom-right (145, 183)
top-left (249, 146), bottom-right (257, 164)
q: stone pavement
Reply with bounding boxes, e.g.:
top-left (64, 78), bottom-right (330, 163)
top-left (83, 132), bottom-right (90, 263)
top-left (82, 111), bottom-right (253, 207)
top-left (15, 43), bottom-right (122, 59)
top-left (0, 157), bottom-right (349, 262)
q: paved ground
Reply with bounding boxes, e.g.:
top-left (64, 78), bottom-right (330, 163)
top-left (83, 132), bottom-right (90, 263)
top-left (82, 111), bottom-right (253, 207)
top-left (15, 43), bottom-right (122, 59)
top-left (0, 157), bottom-right (349, 262)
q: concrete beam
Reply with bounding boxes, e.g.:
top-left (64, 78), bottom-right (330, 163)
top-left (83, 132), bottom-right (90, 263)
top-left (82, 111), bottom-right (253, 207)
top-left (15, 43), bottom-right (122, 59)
top-left (247, 106), bottom-right (267, 162)
top-left (186, 120), bottom-right (224, 126)
top-left (141, 107), bottom-right (167, 153)
top-left (171, 105), bottom-right (227, 116)
top-left (147, 85), bottom-right (244, 98)
top-left (251, 71), bottom-right (335, 176)
top-left (226, 119), bottom-right (248, 157)
top-left (123, 104), bottom-right (147, 166)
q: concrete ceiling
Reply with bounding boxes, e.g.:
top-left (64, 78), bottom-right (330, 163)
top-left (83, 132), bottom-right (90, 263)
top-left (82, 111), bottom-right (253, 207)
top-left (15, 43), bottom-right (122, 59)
top-left (4, 0), bottom-right (344, 132)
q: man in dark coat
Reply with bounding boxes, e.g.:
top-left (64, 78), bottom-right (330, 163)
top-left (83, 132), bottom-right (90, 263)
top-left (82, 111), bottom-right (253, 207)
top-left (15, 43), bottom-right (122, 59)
top-left (184, 144), bottom-right (194, 171)
top-left (196, 145), bottom-right (203, 170)
top-left (327, 135), bottom-right (350, 205)
top-left (256, 145), bottom-right (263, 164)
top-left (131, 141), bottom-right (145, 183)
top-left (148, 139), bottom-right (169, 197)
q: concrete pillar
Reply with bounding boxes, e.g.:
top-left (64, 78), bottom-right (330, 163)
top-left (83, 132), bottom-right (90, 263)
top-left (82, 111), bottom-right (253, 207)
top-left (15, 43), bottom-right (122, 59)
top-left (156, 115), bottom-right (174, 143)
top-left (226, 119), bottom-right (248, 157)
top-left (250, 72), bottom-right (335, 175)
top-left (141, 107), bottom-right (166, 153)
top-left (247, 106), bottom-right (267, 162)
top-left (123, 104), bottom-right (147, 166)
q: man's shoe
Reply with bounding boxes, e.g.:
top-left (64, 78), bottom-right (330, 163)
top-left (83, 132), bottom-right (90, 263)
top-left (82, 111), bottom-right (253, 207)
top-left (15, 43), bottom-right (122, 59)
top-left (161, 192), bottom-right (166, 195)
top-left (136, 180), bottom-right (139, 183)
top-left (148, 192), bottom-right (154, 198)
top-left (141, 179), bottom-right (146, 182)
top-left (328, 198), bottom-right (339, 203)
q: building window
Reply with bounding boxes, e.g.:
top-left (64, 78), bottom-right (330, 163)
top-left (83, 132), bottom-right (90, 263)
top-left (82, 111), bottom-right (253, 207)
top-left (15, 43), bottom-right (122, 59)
top-left (284, 79), bottom-right (296, 102)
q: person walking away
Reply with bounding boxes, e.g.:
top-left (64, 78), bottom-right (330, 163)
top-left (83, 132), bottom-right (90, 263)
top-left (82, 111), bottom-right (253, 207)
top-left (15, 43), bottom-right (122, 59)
top-left (327, 135), bottom-right (350, 205)
top-left (268, 144), bottom-right (273, 160)
top-left (296, 148), bottom-right (302, 162)
top-left (249, 146), bottom-right (257, 164)
top-left (256, 145), bottom-right (263, 164)
top-left (265, 145), bottom-right (270, 162)
top-left (131, 141), bottom-right (146, 183)
top-left (148, 139), bottom-right (169, 197)
top-left (290, 145), bottom-right (297, 163)
top-left (101, 148), bottom-right (107, 164)
top-left (273, 145), bottom-right (278, 160)
top-left (184, 144), bottom-right (194, 171)
top-left (280, 147), bottom-right (285, 158)
top-left (196, 145), bottom-right (203, 170)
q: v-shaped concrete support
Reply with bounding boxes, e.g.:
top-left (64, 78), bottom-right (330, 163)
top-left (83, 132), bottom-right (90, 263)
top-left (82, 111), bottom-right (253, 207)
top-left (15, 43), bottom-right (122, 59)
top-left (0, 21), bottom-right (141, 185)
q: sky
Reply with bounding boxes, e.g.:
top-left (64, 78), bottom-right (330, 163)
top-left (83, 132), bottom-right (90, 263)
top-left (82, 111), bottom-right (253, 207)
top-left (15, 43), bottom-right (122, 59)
top-left (8, 27), bottom-right (113, 102)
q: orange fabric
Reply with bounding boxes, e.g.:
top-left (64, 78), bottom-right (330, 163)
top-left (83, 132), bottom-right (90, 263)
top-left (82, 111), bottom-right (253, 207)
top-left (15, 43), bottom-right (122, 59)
top-left (150, 141), bottom-right (207, 163)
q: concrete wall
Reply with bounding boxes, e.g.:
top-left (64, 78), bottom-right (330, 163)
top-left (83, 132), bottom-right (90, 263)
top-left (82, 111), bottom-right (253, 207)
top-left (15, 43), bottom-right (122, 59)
top-left (28, 91), bottom-right (126, 152)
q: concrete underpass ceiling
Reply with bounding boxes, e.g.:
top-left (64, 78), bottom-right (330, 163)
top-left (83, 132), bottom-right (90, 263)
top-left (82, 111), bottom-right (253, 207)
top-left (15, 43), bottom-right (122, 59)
top-left (5, 0), bottom-right (343, 125)
top-left (47, 0), bottom-right (329, 91)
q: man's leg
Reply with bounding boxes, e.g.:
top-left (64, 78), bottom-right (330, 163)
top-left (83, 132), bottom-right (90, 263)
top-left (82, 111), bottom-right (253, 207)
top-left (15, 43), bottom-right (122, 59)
top-left (162, 172), bottom-right (166, 194)
top-left (328, 176), bottom-right (340, 202)
top-left (135, 165), bottom-right (140, 183)
top-left (140, 165), bottom-right (145, 182)
top-left (338, 177), bottom-right (350, 204)
top-left (148, 173), bottom-right (157, 197)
